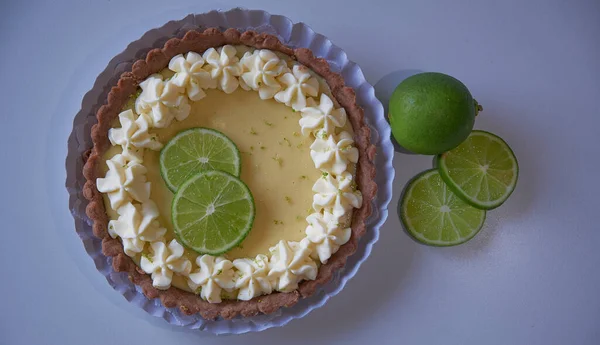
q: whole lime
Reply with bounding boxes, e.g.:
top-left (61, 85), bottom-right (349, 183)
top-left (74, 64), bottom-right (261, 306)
top-left (389, 72), bottom-right (481, 155)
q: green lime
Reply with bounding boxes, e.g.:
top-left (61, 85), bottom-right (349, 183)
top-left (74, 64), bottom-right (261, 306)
top-left (160, 128), bottom-right (241, 192)
top-left (400, 169), bottom-right (486, 246)
top-left (437, 130), bottom-right (518, 210)
top-left (172, 170), bottom-right (255, 255)
top-left (389, 72), bottom-right (482, 155)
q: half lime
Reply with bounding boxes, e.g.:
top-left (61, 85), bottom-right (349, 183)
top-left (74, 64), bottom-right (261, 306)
top-left (172, 170), bottom-right (255, 255)
top-left (437, 130), bottom-right (518, 210)
top-left (400, 169), bottom-right (486, 246)
top-left (160, 128), bottom-right (241, 192)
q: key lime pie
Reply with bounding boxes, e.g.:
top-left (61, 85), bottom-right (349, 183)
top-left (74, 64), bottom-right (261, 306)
top-left (83, 28), bottom-right (376, 319)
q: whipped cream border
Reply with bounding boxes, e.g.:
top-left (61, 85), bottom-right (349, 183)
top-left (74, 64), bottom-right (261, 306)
top-left (97, 45), bottom-right (363, 303)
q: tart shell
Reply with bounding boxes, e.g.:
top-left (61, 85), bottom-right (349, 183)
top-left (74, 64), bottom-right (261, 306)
top-left (82, 28), bottom-right (377, 320)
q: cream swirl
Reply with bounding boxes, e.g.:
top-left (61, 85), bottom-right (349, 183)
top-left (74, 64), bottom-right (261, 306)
top-left (188, 255), bottom-right (235, 303)
top-left (107, 201), bottom-right (166, 256)
top-left (135, 74), bottom-right (191, 127)
top-left (202, 45), bottom-right (242, 94)
top-left (313, 172), bottom-right (363, 217)
top-left (140, 239), bottom-right (191, 290)
top-left (168, 52), bottom-right (215, 101)
top-left (305, 211), bottom-right (351, 263)
top-left (232, 254), bottom-right (272, 301)
top-left (96, 154), bottom-right (150, 210)
top-left (108, 110), bottom-right (162, 163)
top-left (239, 49), bottom-right (288, 99)
top-left (310, 131), bottom-right (359, 175)
top-left (267, 239), bottom-right (317, 292)
top-left (274, 65), bottom-right (319, 110)
top-left (299, 94), bottom-right (347, 136)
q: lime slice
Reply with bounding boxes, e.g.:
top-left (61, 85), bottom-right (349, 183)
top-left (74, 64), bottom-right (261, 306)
top-left (160, 128), bottom-right (241, 192)
top-left (437, 130), bottom-right (518, 210)
top-left (400, 169), bottom-right (486, 246)
top-left (172, 170), bottom-right (255, 255)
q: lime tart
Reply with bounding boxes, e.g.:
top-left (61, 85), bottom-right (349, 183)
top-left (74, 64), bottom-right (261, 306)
top-left (83, 28), bottom-right (376, 319)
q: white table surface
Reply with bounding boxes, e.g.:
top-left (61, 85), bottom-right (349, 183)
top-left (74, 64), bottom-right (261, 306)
top-left (2, 0), bottom-right (599, 344)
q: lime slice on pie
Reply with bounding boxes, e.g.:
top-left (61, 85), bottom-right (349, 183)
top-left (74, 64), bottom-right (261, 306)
top-left (172, 170), bottom-right (255, 255)
top-left (160, 128), bottom-right (241, 192)
top-left (400, 169), bottom-right (486, 246)
top-left (437, 130), bottom-right (518, 210)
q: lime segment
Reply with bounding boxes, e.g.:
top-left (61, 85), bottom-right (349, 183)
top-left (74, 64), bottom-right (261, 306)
top-left (400, 169), bottom-right (486, 246)
top-left (160, 128), bottom-right (241, 192)
top-left (172, 170), bottom-right (255, 255)
top-left (437, 130), bottom-right (518, 210)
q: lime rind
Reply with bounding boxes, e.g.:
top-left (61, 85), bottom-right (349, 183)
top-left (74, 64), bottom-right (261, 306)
top-left (159, 127), bottom-right (241, 193)
top-left (437, 130), bottom-right (518, 210)
top-left (172, 170), bottom-right (255, 255)
top-left (400, 169), bottom-right (486, 246)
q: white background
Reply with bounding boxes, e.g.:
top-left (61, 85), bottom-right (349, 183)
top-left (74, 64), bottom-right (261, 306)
top-left (1, 0), bottom-right (599, 344)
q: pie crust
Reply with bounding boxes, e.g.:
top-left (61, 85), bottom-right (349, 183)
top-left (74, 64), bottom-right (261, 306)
top-left (82, 28), bottom-right (376, 320)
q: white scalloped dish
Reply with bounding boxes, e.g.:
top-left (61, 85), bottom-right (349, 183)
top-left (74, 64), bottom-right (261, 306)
top-left (67, 9), bottom-right (394, 334)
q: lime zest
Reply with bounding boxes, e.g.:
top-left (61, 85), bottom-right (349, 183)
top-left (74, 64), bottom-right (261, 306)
top-left (272, 155), bottom-right (283, 166)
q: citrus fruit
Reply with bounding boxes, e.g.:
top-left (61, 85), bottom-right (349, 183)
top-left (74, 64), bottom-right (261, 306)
top-left (160, 128), bottom-right (241, 192)
top-left (389, 72), bottom-right (482, 155)
top-left (437, 130), bottom-right (518, 210)
top-left (172, 170), bottom-right (255, 255)
top-left (400, 169), bottom-right (486, 246)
